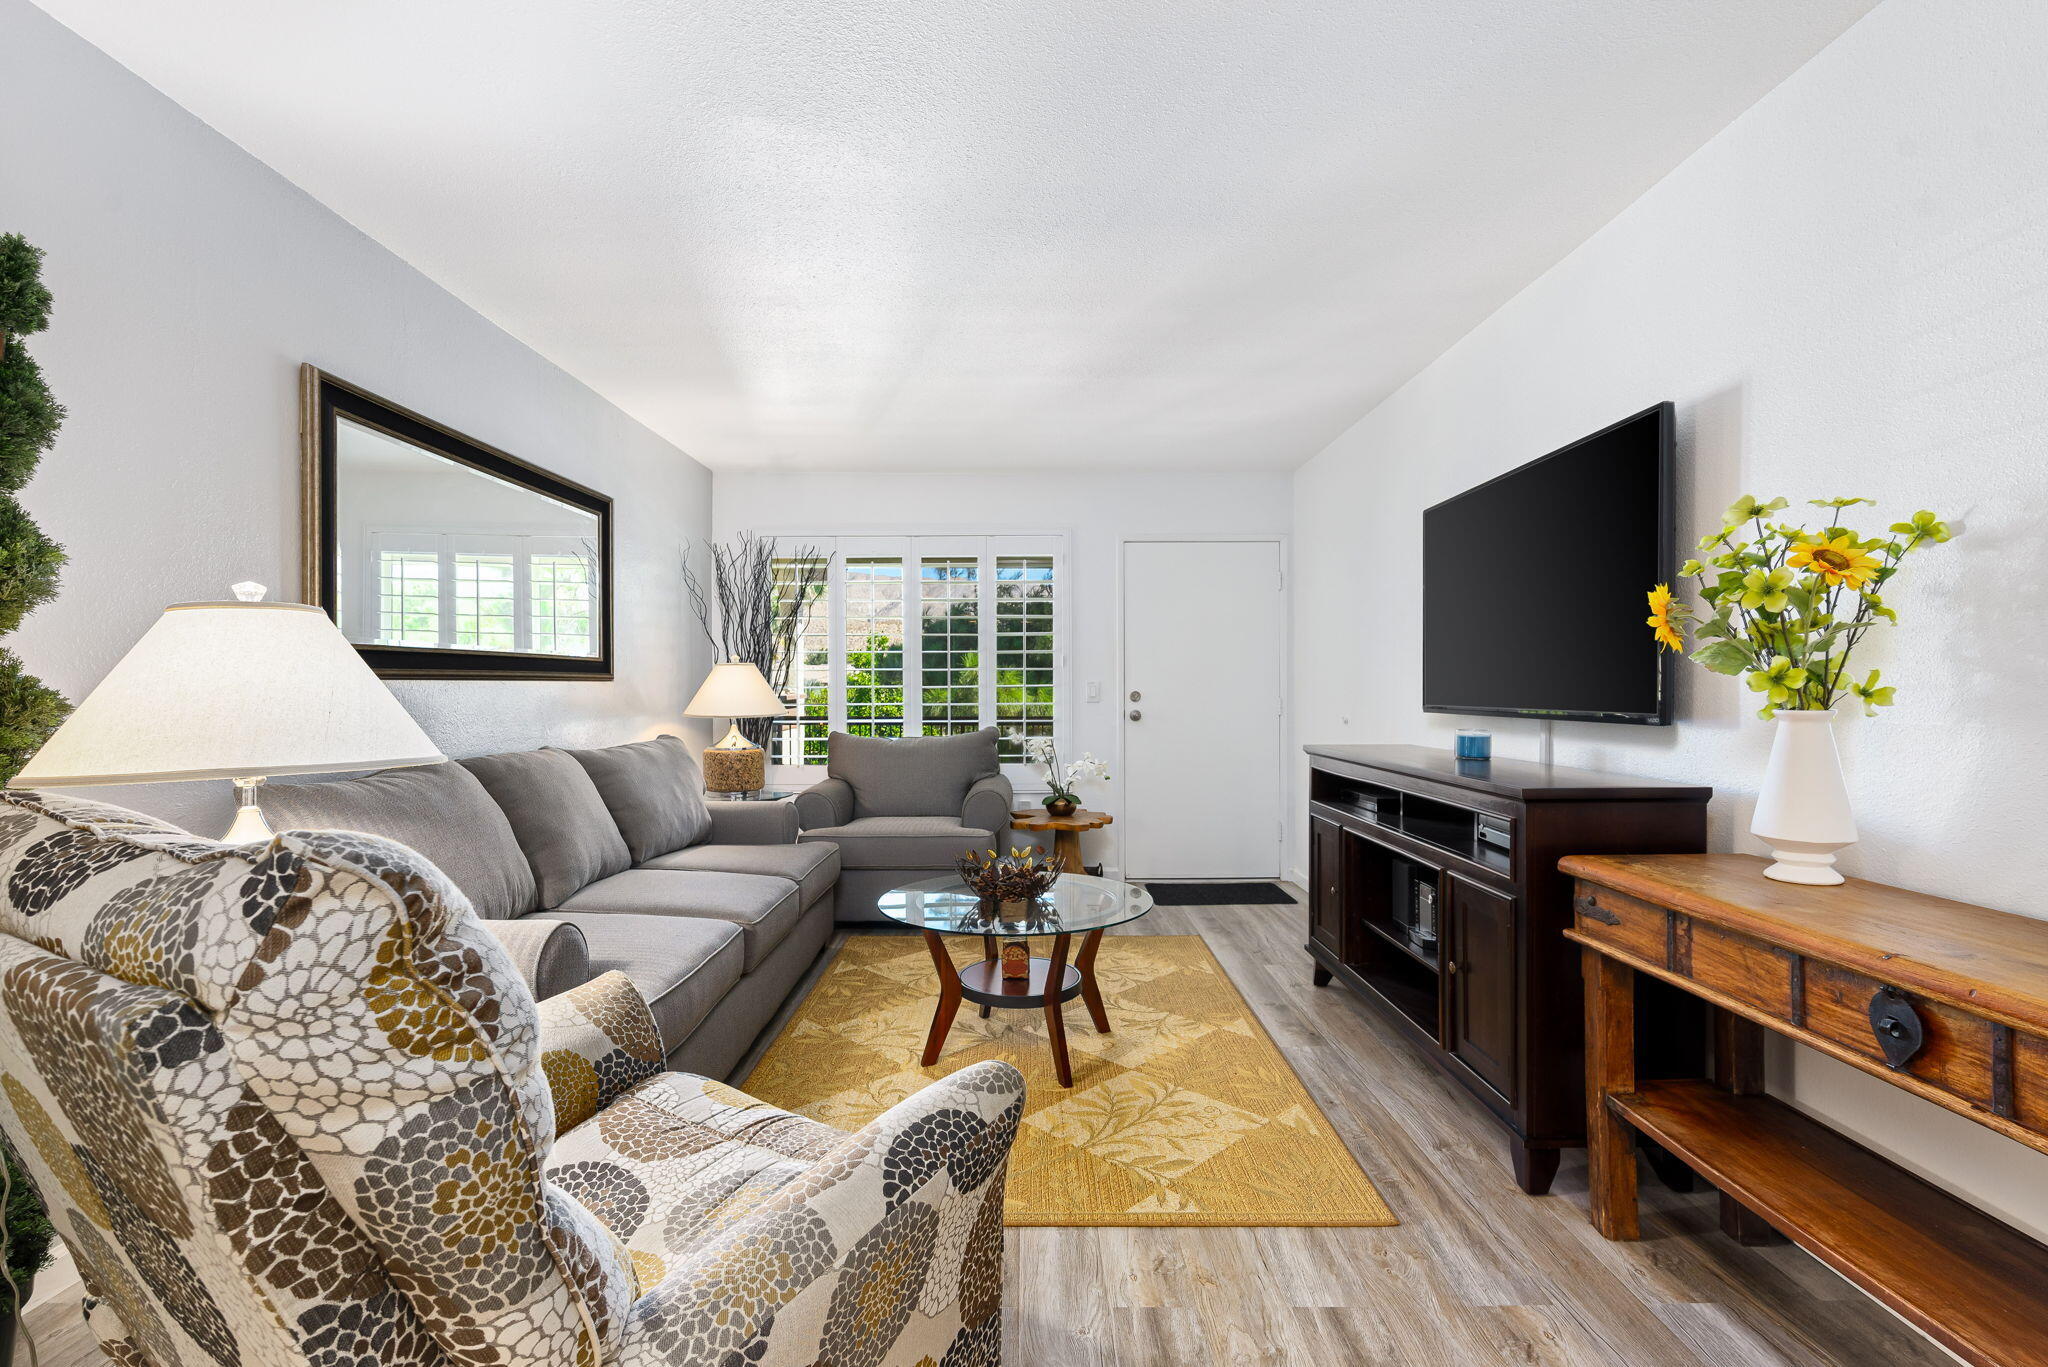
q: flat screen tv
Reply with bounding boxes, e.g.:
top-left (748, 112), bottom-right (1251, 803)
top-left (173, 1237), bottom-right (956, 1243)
top-left (1423, 402), bottom-right (1674, 725)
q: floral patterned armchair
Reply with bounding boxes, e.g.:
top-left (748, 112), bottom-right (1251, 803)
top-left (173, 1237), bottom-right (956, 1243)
top-left (0, 790), bottom-right (1020, 1367)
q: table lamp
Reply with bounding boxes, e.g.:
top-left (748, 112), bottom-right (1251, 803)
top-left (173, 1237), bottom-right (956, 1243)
top-left (9, 583), bottom-right (444, 841)
top-left (685, 661), bottom-right (787, 794)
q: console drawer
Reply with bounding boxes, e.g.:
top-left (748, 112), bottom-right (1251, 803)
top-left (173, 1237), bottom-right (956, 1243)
top-left (1572, 884), bottom-right (1668, 965)
top-left (1803, 962), bottom-right (1998, 1110)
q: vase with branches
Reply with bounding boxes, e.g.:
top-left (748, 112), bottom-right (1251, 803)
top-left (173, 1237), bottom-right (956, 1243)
top-left (682, 534), bottom-right (830, 748)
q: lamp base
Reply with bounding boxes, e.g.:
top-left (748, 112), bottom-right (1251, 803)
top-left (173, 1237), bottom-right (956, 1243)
top-left (223, 777), bottom-right (276, 843)
top-left (704, 723), bottom-right (766, 794)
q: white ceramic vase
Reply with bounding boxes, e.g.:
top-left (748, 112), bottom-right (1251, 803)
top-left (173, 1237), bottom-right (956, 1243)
top-left (1750, 709), bottom-right (1856, 886)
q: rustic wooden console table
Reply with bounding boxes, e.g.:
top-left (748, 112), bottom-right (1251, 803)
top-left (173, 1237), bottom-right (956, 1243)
top-left (1564, 852), bottom-right (2048, 1367)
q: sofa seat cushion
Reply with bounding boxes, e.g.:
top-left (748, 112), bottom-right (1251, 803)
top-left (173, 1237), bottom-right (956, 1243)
top-left (798, 817), bottom-right (994, 870)
top-left (640, 841), bottom-right (839, 908)
top-left (557, 870), bottom-right (801, 972)
top-left (563, 736), bottom-right (712, 863)
top-left (545, 1072), bottom-right (842, 1291)
top-left (463, 748), bottom-right (633, 908)
top-left (550, 913), bottom-right (744, 1049)
top-left (264, 761), bottom-right (540, 919)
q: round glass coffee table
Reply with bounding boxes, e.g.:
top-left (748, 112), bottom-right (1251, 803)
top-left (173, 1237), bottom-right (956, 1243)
top-left (878, 873), bottom-right (1154, 1086)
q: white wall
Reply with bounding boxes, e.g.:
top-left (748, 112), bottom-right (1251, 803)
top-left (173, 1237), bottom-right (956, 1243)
top-left (1292, 0), bottom-right (2048, 1237)
top-left (716, 471), bottom-right (1293, 874)
top-left (1, 0), bottom-right (713, 834)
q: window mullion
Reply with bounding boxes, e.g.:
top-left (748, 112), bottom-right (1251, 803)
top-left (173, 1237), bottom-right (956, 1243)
top-left (978, 542), bottom-right (997, 744)
top-left (905, 540), bottom-right (925, 737)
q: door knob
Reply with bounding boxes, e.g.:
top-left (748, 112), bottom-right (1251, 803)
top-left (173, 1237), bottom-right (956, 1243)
top-left (1128, 709), bottom-right (1142, 721)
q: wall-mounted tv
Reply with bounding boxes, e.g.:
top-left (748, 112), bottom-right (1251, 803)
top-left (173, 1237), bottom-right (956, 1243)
top-left (1422, 402), bottom-right (1674, 726)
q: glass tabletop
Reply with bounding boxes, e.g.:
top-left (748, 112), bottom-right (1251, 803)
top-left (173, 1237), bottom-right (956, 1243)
top-left (877, 873), bottom-right (1155, 936)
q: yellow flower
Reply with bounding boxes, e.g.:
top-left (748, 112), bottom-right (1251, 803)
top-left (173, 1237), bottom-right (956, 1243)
top-left (1645, 584), bottom-right (1684, 652)
top-left (1789, 533), bottom-right (1881, 589)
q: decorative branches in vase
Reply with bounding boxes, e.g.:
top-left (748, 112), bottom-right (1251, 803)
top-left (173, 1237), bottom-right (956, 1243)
top-left (1021, 737), bottom-right (1108, 818)
top-left (682, 534), bottom-right (830, 748)
top-left (1649, 495), bottom-right (1955, 885)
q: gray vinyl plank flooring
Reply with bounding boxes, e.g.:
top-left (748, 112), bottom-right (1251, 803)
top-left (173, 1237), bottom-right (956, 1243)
top-left (20, 896), bottom-right (1955, 1367)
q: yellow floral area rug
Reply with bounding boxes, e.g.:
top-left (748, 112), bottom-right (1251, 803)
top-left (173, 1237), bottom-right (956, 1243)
top-left (742, 934), bottom-right (1396, 1227)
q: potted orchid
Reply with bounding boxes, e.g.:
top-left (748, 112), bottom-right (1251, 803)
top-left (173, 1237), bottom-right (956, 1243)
top-left (1648, 495), bottom-right (1955, 885)
top-left (1021, 738), bottom-right (1109, 818)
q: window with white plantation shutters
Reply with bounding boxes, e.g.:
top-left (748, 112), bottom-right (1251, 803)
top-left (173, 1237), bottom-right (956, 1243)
top-left (763, 534), bottom-right (1065, 776)
top-left (920, 556), bottom-right (981, 736)
top-left (771, 556), bottom-right (832, 765)
top-left (843, 556), bottom-right (906, 739)
top-left (994, 555), bottom-right (1055, 762)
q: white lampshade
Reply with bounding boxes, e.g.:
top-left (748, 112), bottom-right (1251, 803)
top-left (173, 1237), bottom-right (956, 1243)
top-left (684, 661), bottom-right (788, 719)
top-left (12, 593), bottom-right (444, 788)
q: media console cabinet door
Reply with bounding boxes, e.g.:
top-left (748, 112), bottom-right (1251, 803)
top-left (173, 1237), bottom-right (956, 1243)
top-left (1448, 874), bottom-right (1518, 1102)
top-left (1309, 816), bottom-right (1346, 957)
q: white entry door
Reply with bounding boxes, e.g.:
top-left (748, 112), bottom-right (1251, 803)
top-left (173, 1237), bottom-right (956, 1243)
top-left (1121, 540), bottom-right (1284, 880)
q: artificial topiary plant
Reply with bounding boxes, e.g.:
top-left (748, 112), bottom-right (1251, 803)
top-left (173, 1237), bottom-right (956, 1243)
top-left (0, 231), bottom-right (68, 1330)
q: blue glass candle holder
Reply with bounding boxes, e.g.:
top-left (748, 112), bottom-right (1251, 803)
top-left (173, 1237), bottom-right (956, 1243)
top-left (1455, 729), bottom-right (1492, 760)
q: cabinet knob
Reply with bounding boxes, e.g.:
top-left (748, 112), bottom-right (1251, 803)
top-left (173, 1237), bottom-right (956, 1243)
top-left (1128, 709), bottom-right (1142, 721)
top-left (1445, 960), bottom-right (1458, 976)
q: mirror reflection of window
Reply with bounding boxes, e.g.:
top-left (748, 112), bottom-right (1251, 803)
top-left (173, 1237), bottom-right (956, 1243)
top-left (335, 416), bottom-right (602, 658)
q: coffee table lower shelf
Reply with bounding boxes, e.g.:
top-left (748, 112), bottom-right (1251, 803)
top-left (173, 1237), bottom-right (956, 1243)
top-left (1607, 1080), bottom-right (2048, 1367)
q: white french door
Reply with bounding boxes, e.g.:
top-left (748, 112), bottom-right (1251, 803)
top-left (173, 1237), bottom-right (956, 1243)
top-left (1120, 539), bottom-right (1285, 880)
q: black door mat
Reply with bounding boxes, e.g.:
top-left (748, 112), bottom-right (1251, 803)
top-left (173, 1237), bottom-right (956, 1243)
top-left (1144, 881), bottom-right (1296, 906)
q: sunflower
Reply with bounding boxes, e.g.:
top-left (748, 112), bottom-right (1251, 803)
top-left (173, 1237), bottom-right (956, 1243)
top-left (1789, 533), bottom-right (1881, 589)
top-left (1645, 584), bottom-right (1684, 651)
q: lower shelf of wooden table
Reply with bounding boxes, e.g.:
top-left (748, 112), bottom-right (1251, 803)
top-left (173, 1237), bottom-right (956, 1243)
top-left (1608, 1080), bottom-right (2048, 1367)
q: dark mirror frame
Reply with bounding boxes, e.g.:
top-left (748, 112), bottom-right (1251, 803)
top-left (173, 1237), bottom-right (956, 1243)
top-left (299, 365), bottom-right (615, 680)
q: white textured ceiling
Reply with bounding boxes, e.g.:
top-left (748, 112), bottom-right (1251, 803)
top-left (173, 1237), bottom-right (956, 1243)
top-left (36, 0), bottom-right (1876, 472)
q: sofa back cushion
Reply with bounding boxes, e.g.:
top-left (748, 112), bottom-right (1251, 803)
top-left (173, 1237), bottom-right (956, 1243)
top-left (0, 790), bottom-right (633, 1367)
top-left (265, 761), bottom-right (540, 919)
top-left (562, 736), bottom-right (711, 863)
top-left (828, 727), bottom-right (1000, 819)
top-left (462, 749), bottom-right (632, 908)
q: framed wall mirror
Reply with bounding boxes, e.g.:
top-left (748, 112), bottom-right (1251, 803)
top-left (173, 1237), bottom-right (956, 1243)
top-left (300, 366), bottom-right (614, 679)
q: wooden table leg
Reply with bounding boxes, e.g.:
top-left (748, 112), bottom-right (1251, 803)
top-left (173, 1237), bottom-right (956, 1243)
top-left (922, 931), bottom-right (964, 1067)
top-left (1584, 946), bottom-right (1640, 1240)
top-left (1055, 829), bottom-right (1084, 871)
top-left (980, 934), bottom-right (997, 1018)
top-left (1045, 932), bottom-right (1074, 1086)
top-left (1075, 928), bottom-right (1111, 1033)
top-left (1713, 1008), bottom-right (1787, 1245)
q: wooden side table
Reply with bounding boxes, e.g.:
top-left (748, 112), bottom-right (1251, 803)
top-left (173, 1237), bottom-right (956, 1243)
top-left (1009, 807), bottom-right (1111, 873)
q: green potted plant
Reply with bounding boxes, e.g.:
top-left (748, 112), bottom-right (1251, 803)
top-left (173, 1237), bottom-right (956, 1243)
top-left (0, 1147), bottom-right (52, 1362)
top-left (1648, 495), bottom-right (1953, 884)
top-left (0, 231), bottom-right (71, 1365)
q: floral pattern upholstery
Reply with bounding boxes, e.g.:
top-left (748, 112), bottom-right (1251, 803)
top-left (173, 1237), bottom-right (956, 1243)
top-left (0, 790), bottom-right (1022, 1367)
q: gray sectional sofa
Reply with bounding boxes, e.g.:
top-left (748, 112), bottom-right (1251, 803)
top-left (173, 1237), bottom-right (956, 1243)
top-left (265, 735), bottom-right (836, 1079)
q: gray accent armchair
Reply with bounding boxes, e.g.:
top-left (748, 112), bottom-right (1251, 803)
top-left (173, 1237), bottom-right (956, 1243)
top-left (795, 727), bottom-right (1039, 921)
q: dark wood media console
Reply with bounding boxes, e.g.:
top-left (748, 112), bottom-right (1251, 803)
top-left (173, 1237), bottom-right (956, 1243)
top-left (1303, 744), bottom-right (1710, 1192)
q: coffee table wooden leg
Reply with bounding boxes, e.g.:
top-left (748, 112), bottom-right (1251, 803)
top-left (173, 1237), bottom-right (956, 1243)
top-left (1075, 928), bottom-right (1111, 1033)
top-left (1045, 932), bottom-right (1074, 1087)
top-left (922, 931), bottom-right (964, 1067)
top-left (979, 934), bottom-right (997, 1018)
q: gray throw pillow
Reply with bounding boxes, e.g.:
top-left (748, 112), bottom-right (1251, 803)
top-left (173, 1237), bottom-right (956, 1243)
top-left (461, 748), bottom-right (632, 908)
top-left (562, 735), bottom-right (713, 863)
top-left (828, 727), bottom-right (1000, 819)
top-left (263, 762), bottom-right (540, 920)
